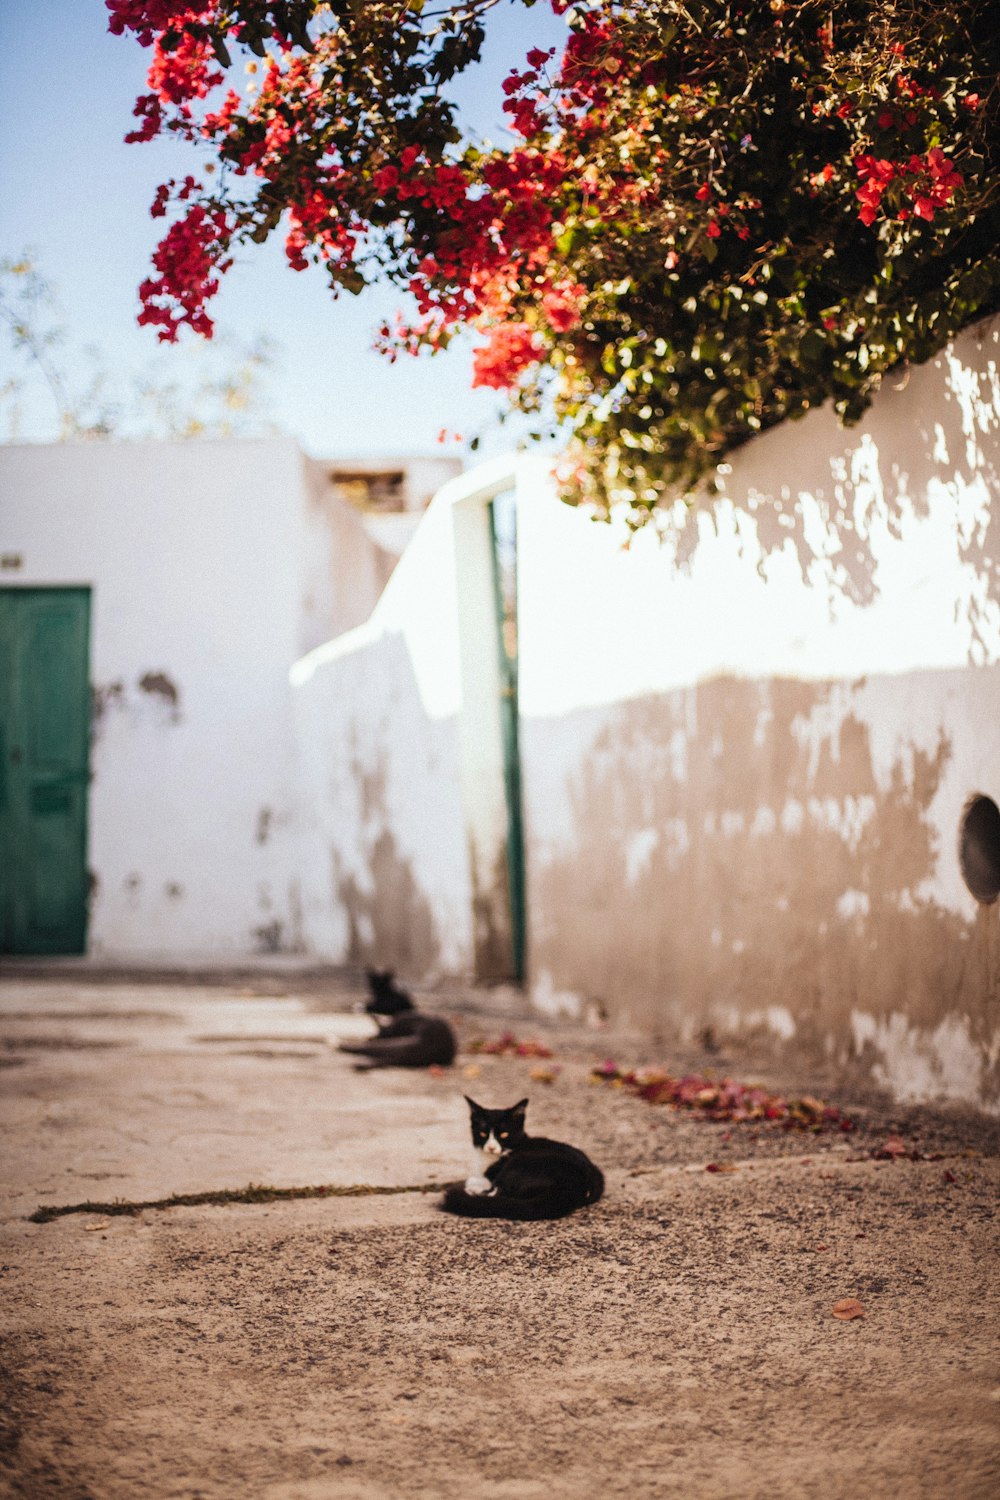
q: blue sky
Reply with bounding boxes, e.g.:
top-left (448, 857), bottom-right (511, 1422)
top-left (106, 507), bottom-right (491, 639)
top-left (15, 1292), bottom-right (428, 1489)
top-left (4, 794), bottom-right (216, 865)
top-left (0, 0), bottom-right (568, 457)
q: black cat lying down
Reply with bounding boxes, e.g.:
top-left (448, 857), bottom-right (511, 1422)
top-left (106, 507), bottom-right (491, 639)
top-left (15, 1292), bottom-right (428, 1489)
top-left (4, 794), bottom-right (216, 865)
top-left (440, 1096), bottom-right (604, 1220)
top-left (338, 968), bottom-right (457, 1069)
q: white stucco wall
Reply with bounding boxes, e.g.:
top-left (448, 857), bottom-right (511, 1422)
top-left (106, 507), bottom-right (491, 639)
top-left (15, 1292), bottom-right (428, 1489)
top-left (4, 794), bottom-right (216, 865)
top-left (1, 437), bottom-right (316, 957)
top-left (292, 483), bottom-right (475, 978)
top-left (516, 315), bottom-right (1000, 1107)
top-left (285, 317), bottom-right (999, 1106)
top-left (297, 457), bottom-right (397, 656)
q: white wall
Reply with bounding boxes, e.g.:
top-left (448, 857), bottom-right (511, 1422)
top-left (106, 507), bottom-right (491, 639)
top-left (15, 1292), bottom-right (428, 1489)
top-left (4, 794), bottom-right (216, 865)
top-left (297, 456), bottom-right (397, 656)
top-left (288, 316), bottom-right (1000, 1106)
top-left (0, 437), bottom-right (311, 958)
top-left (517, 316), bottom-right (1000, 1107)
top-left (292, 485), bottom-right (475, 978)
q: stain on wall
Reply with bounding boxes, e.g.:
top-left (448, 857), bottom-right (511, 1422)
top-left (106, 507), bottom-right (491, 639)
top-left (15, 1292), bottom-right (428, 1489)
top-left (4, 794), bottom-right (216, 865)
top-left (336, 832), bottom-right (440, 978)
top-left (334, 758), bottom-right (441, 977)
top-left (252, 919), bottom-right (285, 954)
top-left (527, 670), bottom-right (1000, 1106)
top-left (137, 671), bottom-right (181, 723)
top-left (90, 681), bottom-right (126, 744)
top-left (469, 842), bottom-right (516, 983)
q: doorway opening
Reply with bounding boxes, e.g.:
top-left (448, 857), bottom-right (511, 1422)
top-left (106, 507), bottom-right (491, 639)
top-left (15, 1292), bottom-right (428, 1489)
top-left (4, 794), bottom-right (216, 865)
top-left (489, 488), bottom-right (526, 982)
top-left (451, 469), bottom-right (527, 985)
top-left (0, 587), bottom-right (91, 954)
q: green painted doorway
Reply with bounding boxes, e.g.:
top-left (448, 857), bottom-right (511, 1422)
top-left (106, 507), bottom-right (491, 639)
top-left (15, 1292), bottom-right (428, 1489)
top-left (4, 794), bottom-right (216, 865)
top-left (488, 490), bottom-right (527, 983)
top-left (0, 588), bottom-right (91, 954)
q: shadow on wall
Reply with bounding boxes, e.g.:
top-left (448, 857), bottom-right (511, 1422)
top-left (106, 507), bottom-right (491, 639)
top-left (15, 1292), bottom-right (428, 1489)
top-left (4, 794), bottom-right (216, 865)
top-left (332, 751), bottom-right (442, 978)
top-left (672, 317), bottom-right (1000, 652)
top-left (527, 669), bottom-right (1000, 1105)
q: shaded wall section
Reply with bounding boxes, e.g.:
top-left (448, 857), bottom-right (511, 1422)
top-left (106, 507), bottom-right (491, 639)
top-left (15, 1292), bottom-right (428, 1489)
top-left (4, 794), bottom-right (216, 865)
top-left (524, 670), bottom-right (999, 1107)
top-left (517, 317), bottom-right (1000, 1110)
top-left (292, 496), bottom-right (475, 981)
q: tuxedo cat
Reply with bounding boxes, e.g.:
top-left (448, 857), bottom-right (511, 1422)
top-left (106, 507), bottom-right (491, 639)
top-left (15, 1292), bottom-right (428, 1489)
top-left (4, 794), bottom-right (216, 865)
top-left (440, 1096), bottom-right (604, 1220)
top-left (338, 968), bottom-right (457, 1069)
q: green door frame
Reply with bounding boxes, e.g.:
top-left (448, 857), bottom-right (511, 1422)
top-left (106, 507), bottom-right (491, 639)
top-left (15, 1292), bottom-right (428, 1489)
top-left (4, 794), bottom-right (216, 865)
top-left (451, 464), bottom-right (528, 986)
top-left (0, 586), bottom-right (91, 954)
top-left (489, 491), bottom-right (526, 983)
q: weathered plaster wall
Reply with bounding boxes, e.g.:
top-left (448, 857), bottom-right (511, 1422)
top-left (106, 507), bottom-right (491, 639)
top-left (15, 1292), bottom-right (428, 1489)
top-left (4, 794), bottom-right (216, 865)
top-left (292, 488), bottom-right (475, 979)
top-left (297, 456), bottom-right (396, 656)
top-left (518, 316), bottom-right (1000, 1108)
top-left (0, 437), bottom-right (312, 958)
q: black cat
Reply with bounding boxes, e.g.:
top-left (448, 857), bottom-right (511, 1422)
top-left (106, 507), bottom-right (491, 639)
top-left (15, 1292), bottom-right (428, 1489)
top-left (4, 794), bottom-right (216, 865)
top-left (338, 968), bottom-right (457, 1069)
top-left (440, 1096), bottom-right (604, 1220)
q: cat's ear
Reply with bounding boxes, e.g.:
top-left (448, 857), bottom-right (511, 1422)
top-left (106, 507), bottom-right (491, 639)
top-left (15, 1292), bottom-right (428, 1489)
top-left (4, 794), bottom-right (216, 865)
top-left (512, 1098), bottom-right (529, 1116)
top-left (463, 1095), bottom-right (482, 1113)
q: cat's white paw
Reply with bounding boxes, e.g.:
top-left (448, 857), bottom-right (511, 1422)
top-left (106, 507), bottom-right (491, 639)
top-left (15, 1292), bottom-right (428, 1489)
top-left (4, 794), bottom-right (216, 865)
top-left (464, 1175), bottom-right (494, 1196)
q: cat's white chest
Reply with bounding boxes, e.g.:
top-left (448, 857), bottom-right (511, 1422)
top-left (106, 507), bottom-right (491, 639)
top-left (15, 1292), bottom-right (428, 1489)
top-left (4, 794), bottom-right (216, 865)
top-left (465, 1141), bottom-right (502, 1196)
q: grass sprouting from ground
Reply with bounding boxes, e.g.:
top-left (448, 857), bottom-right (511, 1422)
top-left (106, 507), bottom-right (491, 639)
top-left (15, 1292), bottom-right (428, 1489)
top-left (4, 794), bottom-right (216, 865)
top-left (29, 1180), bottom-right (448, 1224)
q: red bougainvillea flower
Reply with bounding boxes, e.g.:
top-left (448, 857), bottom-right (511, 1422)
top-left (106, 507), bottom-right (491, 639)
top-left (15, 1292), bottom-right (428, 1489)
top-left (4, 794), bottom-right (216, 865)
top-left (138, 199), bottom-right (233, 341)
top-left (106, 0), bottom-right (201, 45)
top-left (108, 0), bottom-right (996, 530)
top-left (590, 1061), bottom-right (855, 1132)
top-left (148, 24), bottom-right (221, 105)
top-left (541, 281), bottom-right (584, 332)
top-left (472, 323), bottom-right (544, 389)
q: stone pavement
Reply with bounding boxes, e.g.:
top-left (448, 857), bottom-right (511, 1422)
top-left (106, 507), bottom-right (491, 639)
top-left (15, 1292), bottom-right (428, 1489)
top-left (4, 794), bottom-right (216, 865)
top-left (1, 971), bottom-right (998, 1499)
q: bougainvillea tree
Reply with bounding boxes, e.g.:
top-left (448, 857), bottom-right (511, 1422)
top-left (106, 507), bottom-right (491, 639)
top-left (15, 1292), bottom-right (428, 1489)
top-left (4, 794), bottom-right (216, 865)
top-left (112, 0), bottom-right (999, 528)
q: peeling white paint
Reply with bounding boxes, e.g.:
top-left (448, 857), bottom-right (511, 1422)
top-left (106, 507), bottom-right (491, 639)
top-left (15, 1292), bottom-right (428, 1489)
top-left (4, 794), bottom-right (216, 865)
top-left (780, 800), bottom-right (805, 836)
top-left (752, 806), bottom-right (777, 837)
top-left (663, 817), bottom-right (690, 866)
top-left (766, 1006), bottom-right (797, 1042)
top-left (668, 728), bottom-right (687, 783)
top-left (1, 437), bottom-right (337, 959)
top-left (851, 1008), bottom-right (994, 1111)
top-left (625, 828), bottom-right (660, 885)
top-left (532, 969), bottom-right (583, 1020)
top-left (836, 889), bottom-right (871, 920)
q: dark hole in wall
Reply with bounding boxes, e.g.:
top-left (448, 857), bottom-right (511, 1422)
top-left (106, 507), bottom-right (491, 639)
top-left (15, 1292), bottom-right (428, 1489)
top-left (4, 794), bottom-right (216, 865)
top-left (959, 793), bottom-right (1000, 905)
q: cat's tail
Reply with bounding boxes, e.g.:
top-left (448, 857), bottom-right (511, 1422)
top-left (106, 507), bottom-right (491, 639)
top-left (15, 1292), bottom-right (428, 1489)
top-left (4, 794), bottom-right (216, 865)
top-left (438, 1185), bottom-right (585, 1221)
top-left (337, 1037), bottom-right (450, 1068)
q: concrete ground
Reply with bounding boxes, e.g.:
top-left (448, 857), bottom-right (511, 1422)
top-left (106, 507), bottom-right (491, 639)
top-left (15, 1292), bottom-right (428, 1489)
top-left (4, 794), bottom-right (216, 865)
top-left (1, 969), bottom-right (998, 1500)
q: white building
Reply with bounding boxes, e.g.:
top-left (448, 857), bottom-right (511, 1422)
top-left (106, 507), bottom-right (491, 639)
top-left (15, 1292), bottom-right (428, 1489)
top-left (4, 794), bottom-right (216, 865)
top-left (293, 316), bottom-right (1000, 1110)
top-left (0, 436), bottom-right (457, 959)
top-left (2, 319), bottom-right (998, 1109)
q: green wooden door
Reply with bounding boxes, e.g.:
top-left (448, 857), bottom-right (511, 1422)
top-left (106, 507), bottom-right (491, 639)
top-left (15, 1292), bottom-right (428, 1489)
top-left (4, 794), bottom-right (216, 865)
top-left (0, 588), bottom-right (91, 954)
top-left (489, 491), bottom-right (526, 983)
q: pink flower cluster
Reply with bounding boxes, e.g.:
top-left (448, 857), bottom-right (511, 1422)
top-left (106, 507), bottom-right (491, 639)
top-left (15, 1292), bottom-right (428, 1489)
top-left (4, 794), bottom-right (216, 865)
top-left (106, 0), bottom-right (204, 46)
top-left (855, 147), bottom-right (962, 226)
top-left (471, 323), bottom-right (544, 389)
top-left (138, 202), bottom-right (233, 341)
top-left (148, 24), bottom-right (221, 105)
